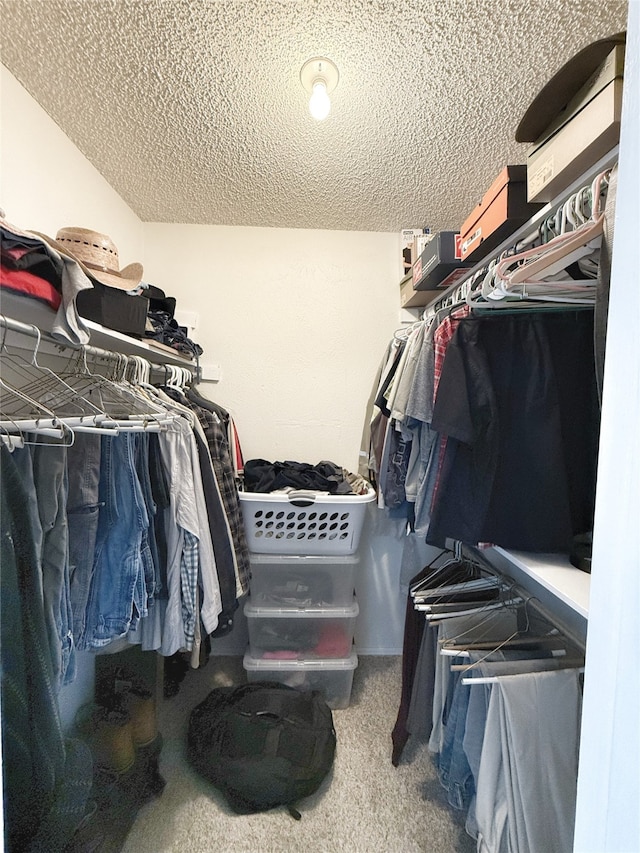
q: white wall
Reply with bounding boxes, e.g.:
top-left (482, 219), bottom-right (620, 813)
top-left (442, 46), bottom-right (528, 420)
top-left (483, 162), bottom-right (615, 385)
top-left (1, 64), bottom-right (401, 475)
top-left (0, 66), bottom-right (143, 265)
top-left (143, 222), bottom-right (399, 472)
top-left (574, 4), bottom-right (640, 850)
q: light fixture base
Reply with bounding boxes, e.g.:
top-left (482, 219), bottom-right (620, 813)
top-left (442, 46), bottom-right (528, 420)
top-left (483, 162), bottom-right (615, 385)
top-left (300, 57), bottom-right (339, 94)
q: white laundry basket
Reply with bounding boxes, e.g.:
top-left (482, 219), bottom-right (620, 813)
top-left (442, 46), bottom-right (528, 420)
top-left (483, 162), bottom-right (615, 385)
top-left (239, 487), bottom-right (375, 555)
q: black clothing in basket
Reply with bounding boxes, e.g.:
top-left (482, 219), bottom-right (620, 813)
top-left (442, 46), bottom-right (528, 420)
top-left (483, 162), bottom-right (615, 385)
top-left (243, 459), bottom-right (354, 495)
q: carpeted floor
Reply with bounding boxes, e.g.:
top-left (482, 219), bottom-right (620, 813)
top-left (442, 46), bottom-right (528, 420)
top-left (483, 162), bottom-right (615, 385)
top-left (117, 655), bottom-right (475, 853)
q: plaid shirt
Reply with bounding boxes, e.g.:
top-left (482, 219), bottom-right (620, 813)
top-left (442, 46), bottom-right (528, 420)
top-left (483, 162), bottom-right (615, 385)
top-left (184, 395), bottom-right (251, 597)
top-left (431, 306), bottom-right (470, 511)
top-left (180, 530), bottom-right (199, 649)
top-left (433, 305), bottom-right (470, 406)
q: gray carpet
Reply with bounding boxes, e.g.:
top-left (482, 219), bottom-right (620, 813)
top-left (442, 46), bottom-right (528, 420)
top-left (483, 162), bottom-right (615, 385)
top-left (120, 656), bottom-right (475, 853)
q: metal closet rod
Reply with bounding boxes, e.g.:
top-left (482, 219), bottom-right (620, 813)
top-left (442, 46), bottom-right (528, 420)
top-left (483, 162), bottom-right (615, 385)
top-left (1, 313), bottom-right (121, 364)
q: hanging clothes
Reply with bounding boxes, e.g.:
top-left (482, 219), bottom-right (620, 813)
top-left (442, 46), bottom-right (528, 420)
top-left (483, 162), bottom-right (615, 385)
top-left (428, 310), bottom-right (599, 552)
top-left (0, 322), bottom-right (254, 669)
top-left (391, 549), bottom-right (584, 853)
top-left (1, 444), bottom-right (93, 852)
top-left (473, 668), bottom-right (581, 853)
top-left (174, 385), bottom-right (251, 597)
top-left (152, 397), bottom-right (222, 654)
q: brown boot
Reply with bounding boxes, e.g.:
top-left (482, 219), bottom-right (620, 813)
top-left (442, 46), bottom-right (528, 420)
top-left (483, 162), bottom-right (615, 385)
top-left (78, 705), bottom-right (136, 774)
top-left (126, 687), bottom-right (157, 748)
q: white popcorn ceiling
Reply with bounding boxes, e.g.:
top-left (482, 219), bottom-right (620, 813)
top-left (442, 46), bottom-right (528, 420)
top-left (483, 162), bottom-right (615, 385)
top-left (0, 0), bottom-right (628, 232)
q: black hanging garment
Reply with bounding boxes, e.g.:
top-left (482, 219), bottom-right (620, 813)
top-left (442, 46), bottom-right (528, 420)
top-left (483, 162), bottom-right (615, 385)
top-left (427, 310), bottom-right (600, 553)
top-left (187, 682), bottom-right (336, 818)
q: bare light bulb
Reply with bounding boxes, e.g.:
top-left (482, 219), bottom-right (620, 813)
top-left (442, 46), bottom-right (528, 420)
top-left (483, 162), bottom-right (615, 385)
top-left (309, 80), bottom-right (331, 121)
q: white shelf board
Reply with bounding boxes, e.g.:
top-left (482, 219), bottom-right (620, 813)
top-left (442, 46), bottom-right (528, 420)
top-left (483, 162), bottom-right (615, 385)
top-left (0, 290), bottom-right (196, 367)
top-left (488, 546), bottom-right (590, 619)
top-left (83, 319), bottom-right (196, 366)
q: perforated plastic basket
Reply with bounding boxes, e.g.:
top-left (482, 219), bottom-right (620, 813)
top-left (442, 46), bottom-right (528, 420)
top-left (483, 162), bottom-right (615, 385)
top-left (239, 487), bottom-right (375, 555)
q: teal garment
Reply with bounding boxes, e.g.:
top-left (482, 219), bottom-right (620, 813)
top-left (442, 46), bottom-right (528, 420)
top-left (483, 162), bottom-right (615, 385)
top-left (1, 444), bottom-right (93, 852)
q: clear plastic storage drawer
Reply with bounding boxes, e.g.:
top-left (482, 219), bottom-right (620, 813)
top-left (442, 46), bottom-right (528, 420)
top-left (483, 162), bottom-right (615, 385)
top-left (243, 651), bottom-right (358, 710)
top-left (249, 553), bottom-right (359, 609)
top-left (244, 599), bottom-right (359, 660)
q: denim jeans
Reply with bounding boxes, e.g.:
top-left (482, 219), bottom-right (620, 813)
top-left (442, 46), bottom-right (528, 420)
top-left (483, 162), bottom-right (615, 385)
top-left (463, 676), bottom-right (492, 840)
top-left (134, 432), bottom-right (159, 605)
top-left (1, 445), bottom-right (67, 850)
top-left (30, 441), bottom-right (75, 687)
top-left (82, 433), bottom-right (149, 650)
top-left (10, 444), bottom-right (44, 581)
top-left (438, 663), bottom-right (474, 810)
top-left (67, 433), bottom-right (102, 650)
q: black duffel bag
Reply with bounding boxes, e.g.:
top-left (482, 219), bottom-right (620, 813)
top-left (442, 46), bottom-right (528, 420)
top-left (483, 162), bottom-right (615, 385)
top-left (187, 681), bottom-right (336, 818)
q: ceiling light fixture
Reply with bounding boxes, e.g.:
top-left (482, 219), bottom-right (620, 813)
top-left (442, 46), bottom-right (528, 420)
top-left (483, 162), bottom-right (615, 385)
top-left (300, 57), bottom-right (339, 121)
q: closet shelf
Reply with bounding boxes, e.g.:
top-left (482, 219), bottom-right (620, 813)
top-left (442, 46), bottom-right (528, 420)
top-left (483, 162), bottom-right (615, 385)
top-left (484, 547), bottom-right (590, 619)
top-left (83, 319), bottom-right (196, 366)
top-left (0, 289), bottom-right (196, 367)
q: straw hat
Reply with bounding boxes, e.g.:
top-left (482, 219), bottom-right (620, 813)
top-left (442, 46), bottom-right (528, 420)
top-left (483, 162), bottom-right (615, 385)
top-left (52, 226), bottom-right (143, 291)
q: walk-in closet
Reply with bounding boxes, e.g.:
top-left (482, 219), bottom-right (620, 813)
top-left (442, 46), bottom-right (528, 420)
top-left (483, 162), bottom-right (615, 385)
top-left (1, 1), bottom-right (638, 851)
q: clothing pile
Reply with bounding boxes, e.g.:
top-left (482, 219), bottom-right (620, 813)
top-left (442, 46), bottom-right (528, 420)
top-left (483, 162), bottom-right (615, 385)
top-left (243, 458), bottom-right (371, 496)
top-left (144, 309), bottom-right (203, 359)
top-left (1, 216), bottom-right (205, 356)
top-left (1, 216), bottom-right (92, 344)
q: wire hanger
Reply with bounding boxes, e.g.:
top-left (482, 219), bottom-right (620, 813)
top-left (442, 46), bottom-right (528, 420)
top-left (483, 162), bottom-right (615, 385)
top-left (55, 345), bottom-right (169, 431)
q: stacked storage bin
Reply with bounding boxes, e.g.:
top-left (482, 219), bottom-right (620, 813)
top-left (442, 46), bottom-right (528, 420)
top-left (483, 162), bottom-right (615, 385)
top-left (239, 488), bottom-right (374, 709)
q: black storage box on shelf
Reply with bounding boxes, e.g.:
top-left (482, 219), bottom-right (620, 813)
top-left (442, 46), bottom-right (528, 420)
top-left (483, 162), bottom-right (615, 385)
top-left (412, 231), bottom-right (472, 292)
top-left (76, 282), bottom-right (149, 338)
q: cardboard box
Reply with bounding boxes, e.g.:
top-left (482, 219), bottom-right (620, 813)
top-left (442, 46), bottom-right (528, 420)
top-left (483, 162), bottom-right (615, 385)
top-left (536, 44), bottom-right (625, 145)
top-left (400, 272), bottom-right (436, 309)
top-left (401, 227), bottom-right (430, 274)
top-left (526, 48), bottom-right (624, 202)
top-left (459, 166), bottom-right (544, 263)
top-left (413, 231), bottom-right (471, 291)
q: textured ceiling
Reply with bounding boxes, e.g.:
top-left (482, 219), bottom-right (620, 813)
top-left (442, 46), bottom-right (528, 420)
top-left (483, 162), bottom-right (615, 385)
top-left (0, 0), bottom-right (629, 232)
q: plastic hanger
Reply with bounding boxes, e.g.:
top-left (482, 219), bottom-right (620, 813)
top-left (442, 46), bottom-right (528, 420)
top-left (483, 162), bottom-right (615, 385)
top-left (466, 168), bottom-right (611, 310)
top-left (497, 170), bottom-right (609, 288)
top-left (461, 664), bottom-right (584, 686)
top-left (425, 594), bottom-right (524, 623)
